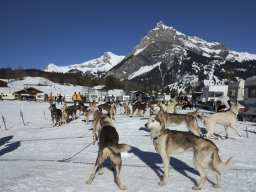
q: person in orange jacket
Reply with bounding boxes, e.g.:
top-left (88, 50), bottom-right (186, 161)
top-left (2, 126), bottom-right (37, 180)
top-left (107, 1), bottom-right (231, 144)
top-left (77, 92), bottom-right (82, 102)
top-left (72, 92), bottom-right (78, 105)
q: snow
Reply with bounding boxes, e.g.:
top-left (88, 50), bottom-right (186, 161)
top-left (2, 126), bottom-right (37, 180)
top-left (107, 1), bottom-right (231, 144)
top-left (0, 77), bottom-right (89, 97)
top-left (227, 50), bottom-right (256, 62)
top-left (0, 99), bottom-right (256, 192)
top-left (134, 47), bottom-right (147, 56)
top-left (128, 62), bottom-right (162, 80)
top-left (44, 52), bottom-right (125, 75)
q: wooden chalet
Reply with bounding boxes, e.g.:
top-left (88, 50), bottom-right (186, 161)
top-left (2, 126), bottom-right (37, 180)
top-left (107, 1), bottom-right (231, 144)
top-left (15, 87), bottom-right (43, 100)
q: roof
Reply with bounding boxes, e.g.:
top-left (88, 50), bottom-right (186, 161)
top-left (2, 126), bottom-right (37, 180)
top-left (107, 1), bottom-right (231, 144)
top-left (129, 90), bottom-right (147, 94)
top-left (92, 85), bottom-right (107, 90)
top-left (15, 87), bottom-right (43, 95)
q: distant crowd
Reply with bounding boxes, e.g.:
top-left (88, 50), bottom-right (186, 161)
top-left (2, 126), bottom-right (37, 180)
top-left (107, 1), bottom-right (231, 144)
top-left (48, 92), bottom-right (86, 105)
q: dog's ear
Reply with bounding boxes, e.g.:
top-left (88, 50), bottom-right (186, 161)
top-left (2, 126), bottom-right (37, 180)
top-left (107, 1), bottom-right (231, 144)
top-left (160, 120), bottom-right (166, 131)
top-left (155, 113), bottom-right (163, 124)
top-left (155, 114), bottom-right (165, 130)
top-left (156, 111), bottom-right (164, 121)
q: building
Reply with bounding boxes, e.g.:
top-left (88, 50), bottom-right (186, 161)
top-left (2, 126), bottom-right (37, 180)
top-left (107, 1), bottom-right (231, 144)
top-left (15, 87), bottom-right (43, 101)
top-left (129, 91), bottom-right (148, 101)
top-left (228, 80), bottom-right (245, 104)
top-left (0, 80), bottom-right (8, 87)
top-left (202, 85), bottom-right (228, 103)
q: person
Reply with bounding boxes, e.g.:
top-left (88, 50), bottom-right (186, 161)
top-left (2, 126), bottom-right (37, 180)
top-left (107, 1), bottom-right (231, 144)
top-left (77, 92), bottom-right (82, 103)
top-left (58, 94), bottom-right (62, 104)
top-left (48, 92), bottom-right (54, 104)
top-left (215, 95), bottom-right (230, 112)
top-left (72, 92), bottom-right (77, 105)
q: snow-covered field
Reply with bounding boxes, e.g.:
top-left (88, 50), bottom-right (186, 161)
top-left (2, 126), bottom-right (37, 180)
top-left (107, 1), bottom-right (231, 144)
top-left (0, 100), bottom-right (256, 192)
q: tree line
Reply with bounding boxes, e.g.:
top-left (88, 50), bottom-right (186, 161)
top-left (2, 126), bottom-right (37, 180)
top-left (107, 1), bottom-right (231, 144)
top-left (0, 67), bottom-right (158, 93)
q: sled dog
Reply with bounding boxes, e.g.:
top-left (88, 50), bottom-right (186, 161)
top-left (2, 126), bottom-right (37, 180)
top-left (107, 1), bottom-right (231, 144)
top-left (202, 103), bottom-right (242, 139)
top-left (86, 115), bottom-right (130, 190)
top-left (131, 100), bottom-right (149, 117)
top-left (145, 115), bottom-right (233, 190)
top-left (48, 103), bottom-right (62, 126)
top-left (156, 110), bottom-right (202, 136)
top-left (159, 99), bottom-right (177, 113)
top-left (61, 104), bottom-right (69, 124)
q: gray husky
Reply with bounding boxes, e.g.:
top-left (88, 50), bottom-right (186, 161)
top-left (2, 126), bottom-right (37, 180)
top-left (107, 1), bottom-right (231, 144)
top-left (145, 114), bottom-right (233, 190)
top-left (48, 103), bottom-right (62, 126)
top-left (86, 114), bottom-right (130, 190)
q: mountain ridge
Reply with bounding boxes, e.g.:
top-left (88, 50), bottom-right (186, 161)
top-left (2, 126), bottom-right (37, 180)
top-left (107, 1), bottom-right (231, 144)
top-left (44, 21), bottom-right (256, 91)
top-left (107, 21), bottom-right (256, 90)
top-left (44, 52), bottom-right (125, 77)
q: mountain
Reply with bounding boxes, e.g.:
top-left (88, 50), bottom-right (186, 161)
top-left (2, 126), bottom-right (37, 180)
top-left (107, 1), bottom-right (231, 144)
top-left (44, 52), bottom-right (125, 77)
top-left (107, 21), bottom-right (256, 91)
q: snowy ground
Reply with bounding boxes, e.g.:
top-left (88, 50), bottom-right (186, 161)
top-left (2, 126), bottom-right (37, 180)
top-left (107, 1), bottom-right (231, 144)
top-left (0, 100), bottom-right (256, 192)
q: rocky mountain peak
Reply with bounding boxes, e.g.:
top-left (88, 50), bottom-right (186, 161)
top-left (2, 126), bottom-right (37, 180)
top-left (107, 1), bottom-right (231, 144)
top-left (108, 22), bottom-right (256, 91)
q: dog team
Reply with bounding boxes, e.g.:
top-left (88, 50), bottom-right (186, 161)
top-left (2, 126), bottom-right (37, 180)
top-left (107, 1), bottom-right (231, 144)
top-left (48, 98), bottom-right (242, 190)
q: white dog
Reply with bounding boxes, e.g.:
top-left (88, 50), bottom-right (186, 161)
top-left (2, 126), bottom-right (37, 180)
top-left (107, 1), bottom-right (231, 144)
top-left (202, 103), bottom-right (242, 139)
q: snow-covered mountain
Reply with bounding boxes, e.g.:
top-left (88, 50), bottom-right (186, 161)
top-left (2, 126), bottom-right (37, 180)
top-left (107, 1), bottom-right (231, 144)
top-left (107, 21), bottom-right (256, 90)
top-left (44, 52), bottom-right (125, 77)
top-left (44, 21), bottom-right (256, 91)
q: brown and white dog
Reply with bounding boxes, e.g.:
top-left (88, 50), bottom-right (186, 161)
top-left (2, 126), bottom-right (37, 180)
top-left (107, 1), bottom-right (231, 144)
top-left (61, 104), bottom-right (69, 124)
top-left (145, 115), bottom-right (233, 190)
top-left (86, 115), bottom-right (130, 190)
top-left (156, 110), bottom-right (202, 136)
top-left (202, 103), bottom-right (242, 139)
top-left (159, 99), bottom-right (177, 113)
top-left (123, 101), bottom-right (132, 115)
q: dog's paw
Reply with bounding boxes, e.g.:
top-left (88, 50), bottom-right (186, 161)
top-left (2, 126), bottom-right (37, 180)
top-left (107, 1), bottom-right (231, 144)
top-left (98, 170), bottom-right (103, 175)
top-left (192, 185), bottom-right (201, 190)
top-left (213, 184), bottom-right (221, 188)
top-left (119, 185), bottom-right (127, 190)
top-left (158, 181), bottom-right (166, 186)
top-left (85, 179), bottom-right (92, 185)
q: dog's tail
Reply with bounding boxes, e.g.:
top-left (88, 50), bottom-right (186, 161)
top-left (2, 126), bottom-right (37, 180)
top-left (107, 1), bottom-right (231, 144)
top-left (212, 150), bottom-right (233, 172)
top-left (109, 144), bottom-right (131, 153)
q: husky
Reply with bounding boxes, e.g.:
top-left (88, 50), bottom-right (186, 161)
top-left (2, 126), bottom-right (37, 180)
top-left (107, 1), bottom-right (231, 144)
top-left (131, 100), bottom-right (149, 117)
top-left (66, 105), bottom-right (76, 120)
top-left (156, 110), bottom-right (202, 136)
top-left (84, 108), bottom-right (92, 125)
top-left (202, 103), bottom-right (242, 139)
top-left (61, 104), bottom-right (69, 124)
top-left (123, 101), bottom-right (132, 115)
top-left (150, 103), bottom-right (161, 115)
top-left (48, 103), bottom-right (62, 126)
top-left (86, 114), bottom-right (131, 190)
top-left (145, 115), bottom-right (233, 190)
top-left (109, 102), bottom-right (117, 120)
top-left (159, 99), bottom-right (177, 113)
top-left (92, 110), bottom-right (102, 143)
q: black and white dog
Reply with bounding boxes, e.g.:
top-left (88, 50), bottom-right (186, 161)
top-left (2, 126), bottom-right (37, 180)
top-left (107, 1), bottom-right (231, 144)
top-left (49, 103), bottom-right (62, 126)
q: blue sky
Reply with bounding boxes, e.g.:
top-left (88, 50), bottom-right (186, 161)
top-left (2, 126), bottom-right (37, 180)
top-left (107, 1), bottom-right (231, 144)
top-left (0, 0), bottom-right (256, 70)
